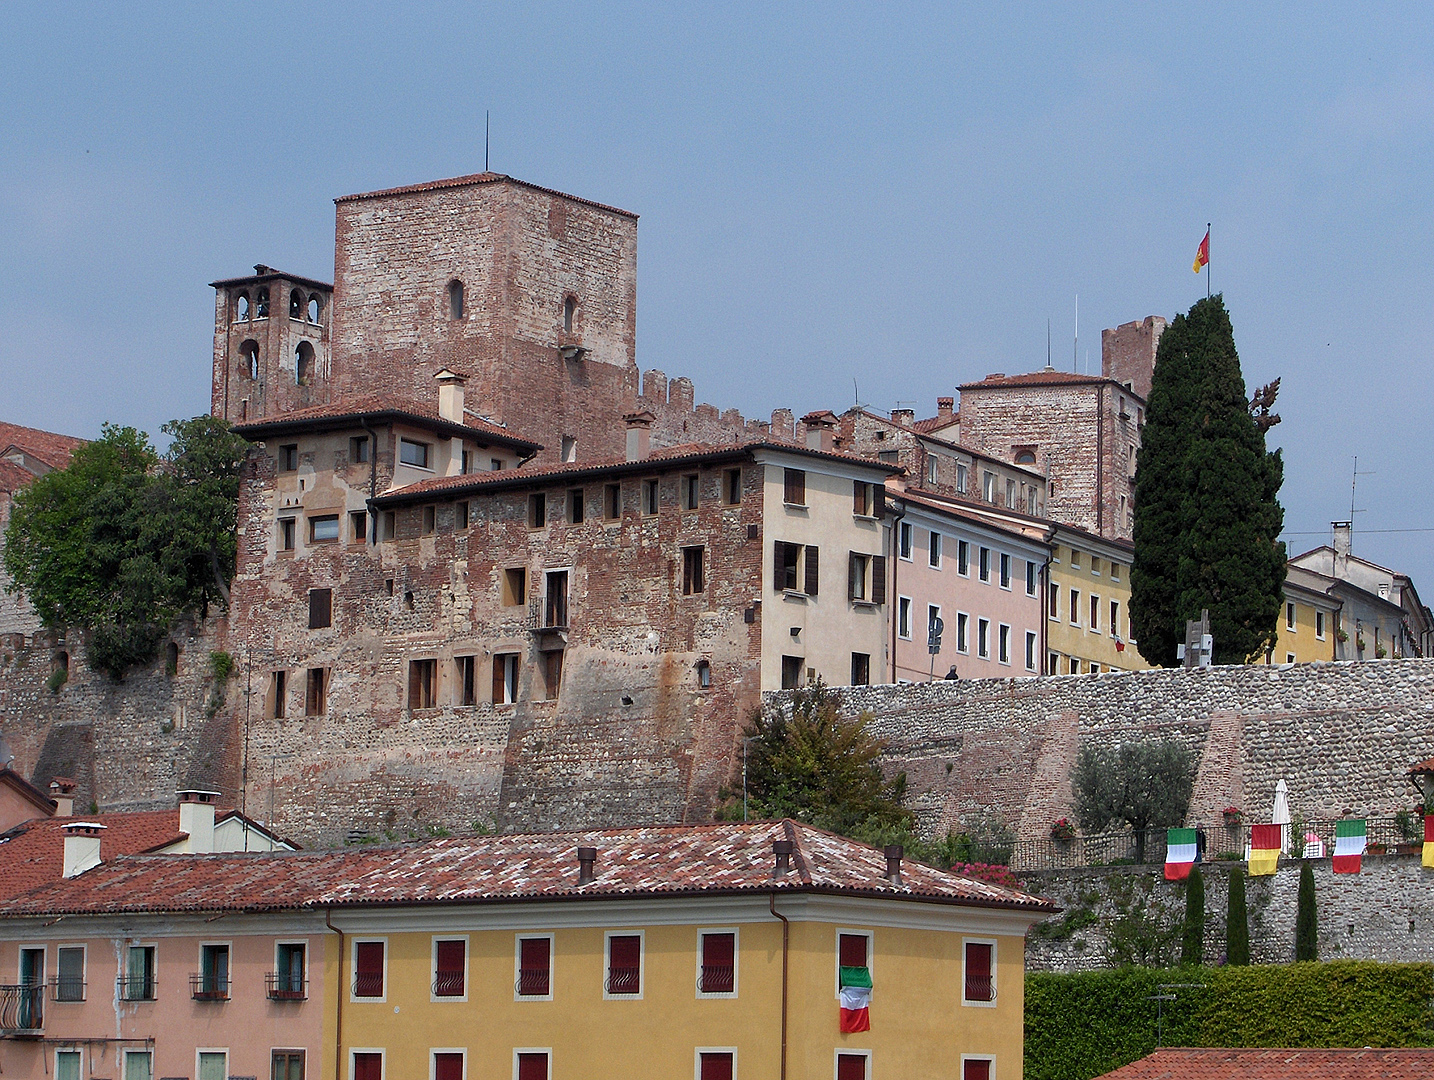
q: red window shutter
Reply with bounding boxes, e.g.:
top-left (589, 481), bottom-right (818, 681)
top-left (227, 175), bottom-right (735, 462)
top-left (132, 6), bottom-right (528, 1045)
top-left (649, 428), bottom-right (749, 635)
top-left (699, 1053), bottom-right (734, 1080)
top-left (839, 933), bottom-right (868, 968)
top-left (963, 1060), bottom-right (991, 1080)
top-left (610, 935), bottom-right (640, 968)
top-left (516, 1054), bottom-right (548, 1080)
top-left (519, 937), bottom-right (550, 996)
top-left (836, 1054), bottom-right (868, 1080)
top-left (355, 942), bottom-right (384, 997)
top-left (804, 545), bottom-right (819, 596)
top-left (871, 555), bottom-right (887, 606)
top-left (434, 939), bottom-right (464, 996)
top-left (353, 1054), bottom-right (382, 1080)
top-left (965, 942), bottom-right (993, 1002)
top-left (701, 932), bottom-right (735, 993)
top-left (432, 1054), bottom-right (462, 1080)
top-left (608, 935), bottom-right (641, 994)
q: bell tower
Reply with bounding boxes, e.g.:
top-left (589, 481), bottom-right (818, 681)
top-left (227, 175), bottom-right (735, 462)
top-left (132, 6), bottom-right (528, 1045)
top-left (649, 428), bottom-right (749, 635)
top-left (211, 265), bottom-right (334, 424)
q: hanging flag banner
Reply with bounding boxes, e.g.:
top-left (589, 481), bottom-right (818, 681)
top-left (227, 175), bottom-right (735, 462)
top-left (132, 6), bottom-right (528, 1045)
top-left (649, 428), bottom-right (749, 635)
top-left (1192, 229), bottom-right (1210, 274)
top-left (1424, 816), bottom-right (1434, 869)
top-left (1165, 828), bottom-right (1198, 880)
top-left (1248, 823), bottom-right (1281, 876)
top-left (1331, 819), bottom-right (1366, 874)
top-left (839, 965), bottom-right (872, 1032)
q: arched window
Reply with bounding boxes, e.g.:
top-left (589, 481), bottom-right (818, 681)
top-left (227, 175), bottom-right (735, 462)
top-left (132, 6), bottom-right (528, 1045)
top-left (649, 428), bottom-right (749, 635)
top-left (308, 296), bottom-right (320, 323)
top-left (239, 340), bottom-right (260, 380)
top-left (296, 341), bottom-right (315, 386)
top-left (289, 289), bottom-right (302, 319)
top-left (1015, 450), bottom-right (1036, 465)
top-left (256, 287), bottom-right (270, 318)
top-left (235, 292), bottom-right (250, 321)
top-left (563, 295), bottom-right (577, 334)
top-left (448, 280), bottom-right (464, 320)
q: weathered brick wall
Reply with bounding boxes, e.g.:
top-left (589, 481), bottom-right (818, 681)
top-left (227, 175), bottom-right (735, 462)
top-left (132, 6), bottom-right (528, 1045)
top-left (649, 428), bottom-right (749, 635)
top-left (1022, 854), bottom-right (1434, 971)
top-left (1101, 316), bottom-right (1164, 403)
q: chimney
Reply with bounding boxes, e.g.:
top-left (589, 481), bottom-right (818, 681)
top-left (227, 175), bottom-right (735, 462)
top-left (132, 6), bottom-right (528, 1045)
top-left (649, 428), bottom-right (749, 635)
top-left (434, 368), bottom-right (467, 424)
top-left (883, 844), bottom-right (904, 886)
top-left (62, 822), bottom-right (105, 878)
top-left (801, 411), bottom-right (838, 453)
top-left (177, 789), bottom-right (219, 854)
top-left (891, 408), bottom-right (915, 427)
top-left (937, 397), bottom-right (954, 419)
top-left (624, 411), bottom-right (655, 461)
top-left (772, 838), bottom-right (794, 878)
top-left (1332, 521), bottom-right (1352, 563)
top-left (49, 777), bottom-right (77, 817)
top-left (577, 846), bottom-right (597, 885)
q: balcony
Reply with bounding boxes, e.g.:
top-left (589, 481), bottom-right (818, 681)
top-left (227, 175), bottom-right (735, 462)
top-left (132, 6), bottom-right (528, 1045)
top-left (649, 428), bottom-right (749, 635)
top-left (699, 964), bottom-right (735, 995)
top-left (189, 972), bottom-right (230, 1001)
top-left (265, 972), bottom-right (307, 1001)
top-left (605, 966), bottom-right (640, 996)
top-left (0, 985), bottom-right (43, 1037)
top-left (964, 974), bottom-right (995, 1003)
top-left (50, 978), bottom-right (85, 1003)
top-left (515, 968), bottom-right (550, 997)
top-left (116, 976), bottom-right (156, 1002)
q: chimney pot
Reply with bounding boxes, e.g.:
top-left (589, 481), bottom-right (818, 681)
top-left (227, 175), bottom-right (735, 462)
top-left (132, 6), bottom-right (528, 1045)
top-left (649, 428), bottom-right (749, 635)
top-left (623, 411), bottom-right (655, 461)
top-left (434, 368), bottom-right (468, 424)
top-left (49, 778), bottom-right (76, 818)
top-left (577, 845), bottom-right (598, 885)
top-left (177, 789), bottom-right (220, 853)
top-left (772, 838), bottom-right (794, 877)
top-left (937, 397), bottom-right (954, 417)
top-left (884, 844), bottom-right (904, 885)
top-left (62, 822), bottom-right (105, 878)
top-left (891, 408), bottom-right (915, 427)
top-left (1332, 521), bottom-right (1352, 560)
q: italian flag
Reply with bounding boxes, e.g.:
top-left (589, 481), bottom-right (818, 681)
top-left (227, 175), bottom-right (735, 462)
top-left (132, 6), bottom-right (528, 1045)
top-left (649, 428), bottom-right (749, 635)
top-left (1424, 816), bottom-right (1434, 869)
top-left (839, 966), bottom-right (871, 1033)
top-left (1165, 828), bottom-right (1198, 880)
top-left (1332, 819), bottom-right (1366, 874)
top-left (1248, 823), bottom-right (1281, 877)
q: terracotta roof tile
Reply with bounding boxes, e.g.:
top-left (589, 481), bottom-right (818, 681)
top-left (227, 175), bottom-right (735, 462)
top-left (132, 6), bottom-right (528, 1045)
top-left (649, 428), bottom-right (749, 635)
top-left (959, 370), bottom-right (1127, 392)
top-left (0, 820), bottom-right (1055, 917)
top-left (231, 394), bottom-right (540, 451)
top-left (1410, 756), bottom-right (1434, 775)
top-left (0, 421), bottom-right (85, 474)
top-left (334, 172), bottom-right (638, 219)
top-left (1096, 1048), bottom-right (1434, 1079)
top-left (911, 414), bottom-right (957, 434)
top-left (0, 810), bottom-right (195, 901)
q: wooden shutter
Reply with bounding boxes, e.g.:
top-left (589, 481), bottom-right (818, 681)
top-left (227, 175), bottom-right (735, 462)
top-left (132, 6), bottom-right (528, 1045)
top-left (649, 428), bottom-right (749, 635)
top-left (699, 1053), bottom-right (734, 1080)
top-left (701, 932), bottom-right (735, 993)
top-left (848, 552), bottom-right (859, 601)
top-left (610, 935), bottom-right (640, 968)
top-left (519, 937), bottom-right (550, 996)
top-left (773, 542), bottom-right (787, 591)
top-left (353, 1054), bottom-right (382, 1080)
top-left (873, 484), bottom-right (886, 519)
top-left (516, 1054), bottom-right (548, 1080)
top-left (962, 1061), bottom-right (991, 1080)
top-left (804, 545), bottom-right (819, 596)
top-left (872, 555), bottom-right (887, 606)
top-left (836, 1054), bottom-right (868, 1080)
top-left (435, 940), bottom-right (464, 996)
top-left (839, 933), bottom-right (867, 968)
top-left (432, 1055), bottom-right (462, 1080)
top-left (965, 941), bottom-right (993, 1001)
top-left (309, 588), bottom-right (332, 629)
top-left (355, 941), bottom-right (383, 997)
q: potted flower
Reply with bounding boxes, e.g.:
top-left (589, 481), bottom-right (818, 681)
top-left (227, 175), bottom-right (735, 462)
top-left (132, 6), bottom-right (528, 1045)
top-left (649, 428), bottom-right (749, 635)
top-left (1221, 806), bottom-right (1244, 827)
top-left (1336, 628), bottom-right (1348, 643)
top-left (1050, 818), bottom-right (1076, 841)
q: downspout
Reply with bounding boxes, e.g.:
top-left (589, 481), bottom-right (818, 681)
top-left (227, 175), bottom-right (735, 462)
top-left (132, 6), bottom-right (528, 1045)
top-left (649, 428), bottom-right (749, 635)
top-left (888, 499), bottom-right (906, 683)
top-left (360, 417), bottom-right (378, 543)
top-left (326, 907), bottom-right (344, 1080)
top-left (768, 894), bottom-right (789, 1080)
top-left (1040, 546), bottom-right (1052, 675)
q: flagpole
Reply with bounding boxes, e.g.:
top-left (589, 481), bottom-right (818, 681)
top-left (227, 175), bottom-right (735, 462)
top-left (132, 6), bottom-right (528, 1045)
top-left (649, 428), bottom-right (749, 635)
top-left (1206, 222), bottom-right (1211, 300)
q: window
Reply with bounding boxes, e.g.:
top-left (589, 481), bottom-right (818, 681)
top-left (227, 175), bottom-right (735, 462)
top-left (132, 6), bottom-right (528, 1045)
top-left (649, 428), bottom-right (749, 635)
top-left (1070, 549), bottom-right (1081, 570)
top-left (1110, 562), bottom-right (1121, 581)
top-left (853, 480), bottom-right (871, 516)
top-left (503, 567), bottom-right (527, 606)
top-left (1026, 559), bottom-right (1037, 596)
top-left (379, 512), bottom-right (395, 541)
top-left (273, 1051), bottom-right (305, 1080)
top-left (529, 493), bottom-right (547, 528)
top-left (455, 656), bottom-right (476, 706)
top-left (56, 1050), bottom-right (82, 1080)
top-left (1070, 589), bottom-right (1080, 625)
top-left (604, 483), bottom-right (622, 519)
top-left (308, 297), bottom-right (320, 323)
top-left (456, 502), bottom-right (469, 529)
top-left (563, 295), bottom-right (577, 334)
top-left (929, 531), bottom-right (942, 568)
top-left (195, 943), bottom-right (230, 999)
top-left (56, 946), bottom-right (85, 1001)
top-left (125, 1051), bottom-right (153, 1080)
top-left (958, 539), bottom-right (970, 576)
top-left (1286, 601), bottom-right (1296, 631)
top-left (1286, 653), bottom-right (1296, 664)
top-left (1048, 652), bottom-right (1059, 675)
top-left (516, 1054), bottom-right (548, 1080)
top-left (956, 612), bottom-right (969, 653)
top-left (1111, 601), bottom-right (1120, 637)
top-left (683, 546), bottom-right (706, 594)
top-left (1000, 552), bottom-right (1011, 589)
top-left (421, 506), bottom-right (436, 535)
top-left (310, 515), bottom-right (340, 543)
top-left (309, 588), bottom-right (333, 629)
top-left (1006, 478), bottom-right (1016, 508)
top-left (1069, 656), bottom-right (1080, 674)
top-left (982, 471), bottom-right (997, 503)
top-left (696, 659), bottom-right (711, 689)
top-left (279, 444), bottom-right (299, 471)
top-left (977, 618), bottom-right (990, 659)
top-left (643, 478), bottom-right (660, 515)
top-left (351, 1054), bottom-right (382, 1080)
top-left (516, 936), bottom-right (552, 998)
top-left (304, 668), bottom-right (328, 716)
top-left (1025, 631), bottom-right (1037, 671)
top-left (979, 546), bottom-right (991, 583)
top-left (928, 604), bottom-right (942, 645)
top-left (1316, 611), bottom-right (1326, 639)
top-left (699, 1052), bottom-right (735, 1080)
top-left (783, 468), bottom-right (806, 506)
top-left (849, 553), bottom-right (870, 601)
top-left (448, 279), bottom-right (464, 320)
top-left (199, 1053), bottom-right (228, 1080)
top-left (963, 940), bottom-right (995, 1004)
top-left (256, 286), bottom-right (270, 317)
top-left (354, 941), bottom-right (385, 999)
top-left (956, 462), bottom-right (968, 493)
top-left (781, 655), bottom-right (804, 689)
top-left (270, 671), bottom-right (287, 719)
top-left (723, 468), bottom-right (742, 505)
top-left (236, 293), bottom-right (251, 321)
top-left (773, 542), bottom-right (818, 595)
top-left (898, 521), bottom-right (912, 560)
top-left (567, 488), bottom-right (585, 524)
top-left (271, 944), bottom-right (306, 1000)
top-left (350, 511), bottom-right (368, 543)
top-left (408, 659), bottom-right (436, 710)
top-left (683, 474), bottom-right (700, 510)
top-left (492, 654), bottom-right (519, 705)
top-left (1048, 582), bottom-right (1059, 620)
top-left (962, 1059), bottom-right (993, 1080)
top-left (399, 438), bottom-right (431, 469)
top-left (837, 1054), bottom-right (871, 1080)
top-left (491, 458), bottom-right (504, 471)
top-left (927, 455), bottom-right (939, 485)
top-left (1015, 448), bottom-right (1036, 465)
top-left (433, 939), bottom-right (465, 998)
top-left (290, 290), bottom-right (303, 319)
top-left (606, 933), bottom-right (642, 997)
top-left (998, 624), bottom-right (1010, 664)
top-left (295, 341), bottom-right (315, 386)
top-left (897, 597), bottom-right (912, 639)
top-left (1090, 595), bottom-right (1099, 631)
top-left (240, 340), bottom-right (260, 378)
top-left (545, 571), bottom-right (569, 627)
top-left (1027, 487), bottom-right (1038, 515)
top-left (432, 1054), bottom-right (462, 1080)
top-left (699, 930), bottom-right (736, 995)
top-left (851, 652), bottom-right (870, 685)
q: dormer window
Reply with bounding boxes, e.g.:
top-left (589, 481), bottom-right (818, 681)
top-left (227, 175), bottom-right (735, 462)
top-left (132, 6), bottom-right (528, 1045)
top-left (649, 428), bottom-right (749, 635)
top-left (448, 280), bottom-right (464, 320)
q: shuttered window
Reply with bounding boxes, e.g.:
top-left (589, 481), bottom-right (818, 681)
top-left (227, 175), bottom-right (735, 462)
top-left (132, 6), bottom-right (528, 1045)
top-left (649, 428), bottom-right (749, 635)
top-left (965, 941), bottom-right (993, 1002)
top-left (518, 937), bottom-right (550, 997)
top-left (700, 932), bottom-right (735, 994)
top-left (783, 469), bottom-right (806, 505)
top-left (963, 1060), bottom-right (991, 1080)
top-left (351, 1054), bottom-right (381, 1080)
top-left (839, 933), bottom-right (868, 968)
top-left (871, 555), bottom-right (886, 605)
top-left (836, 1054), bottom-right (868, 1080)
top-left (804, 545), bottom-right (819, 596)
top-left (699, 1053), bottom-right (733, 1080)
top-left (607, 935), bottom-right (641, 995)
top-left (516, 1055), bottom-right (547, 1080)
top-left (354, 942), bottom-right (383, 998)
top-left (432, 1054), bottom-right (461, 1080)
top-left (434, 939), bottom-right (464, 997)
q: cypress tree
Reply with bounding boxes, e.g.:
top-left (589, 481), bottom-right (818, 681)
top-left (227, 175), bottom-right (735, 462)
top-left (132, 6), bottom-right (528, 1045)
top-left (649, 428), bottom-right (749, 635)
top-left (1180, 866), bottom-right (1205, 965)
top-left (1131, 296), bottom-right (1286, 665)
top-left (1295, 861), bottom-right (1318, 961)
top-left (1226, 867), bottom-right (1249, 965)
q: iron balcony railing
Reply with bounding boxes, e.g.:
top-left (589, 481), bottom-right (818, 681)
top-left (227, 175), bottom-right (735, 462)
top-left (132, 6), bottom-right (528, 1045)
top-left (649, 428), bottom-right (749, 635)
top-left (431, 972), bottom-right (464, 998)
top-left (116, 976), bottom-right (156, 1002)
top-left (189, 972), bottom-right (230, 1001)
top-left (265, 972), bottom-right (307, 1001)
top-left (0, 984), bottom-right (43, 1035)
top-left (964, 974), bottom-right (995, 1002)
top-left (605, 966), bottom-right (640, 996)
top-left (699, 965), bottom-right (735, 995)
top-left (352, 973), bottom-right (383, 998)
top-left (516, 968), bottom-right (550, 997)
top-left (49, 977), bottom-right (85, 1003)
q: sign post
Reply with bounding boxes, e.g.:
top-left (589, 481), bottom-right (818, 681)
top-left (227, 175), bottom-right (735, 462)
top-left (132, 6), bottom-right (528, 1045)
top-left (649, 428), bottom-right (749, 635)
top-left (927, 617), bottom-right (944, 681)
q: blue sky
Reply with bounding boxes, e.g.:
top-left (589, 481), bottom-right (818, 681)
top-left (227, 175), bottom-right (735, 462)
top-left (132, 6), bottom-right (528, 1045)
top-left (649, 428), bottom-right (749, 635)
top-left (3, 3), bottom-right (1432, 587)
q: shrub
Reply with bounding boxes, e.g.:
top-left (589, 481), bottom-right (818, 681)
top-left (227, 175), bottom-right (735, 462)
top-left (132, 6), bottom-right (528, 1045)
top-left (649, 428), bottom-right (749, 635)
top-left (1181, 867), bottom-right (1205, 965)
top-left (209, 650), bottom-right (234, 682)
top-left (1226, 867), bottom-right (1249, 965)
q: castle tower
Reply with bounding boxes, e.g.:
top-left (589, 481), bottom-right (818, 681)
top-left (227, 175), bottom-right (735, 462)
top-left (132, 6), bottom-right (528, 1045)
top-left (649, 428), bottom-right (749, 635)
top-left (1101, 315), bottom-right (1165, 402)
top-left (210, 266), bottom-right (334, 424)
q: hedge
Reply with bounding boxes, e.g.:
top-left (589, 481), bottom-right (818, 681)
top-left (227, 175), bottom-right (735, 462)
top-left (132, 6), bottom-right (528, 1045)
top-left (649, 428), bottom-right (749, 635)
top-left (1024, 961), bottom-right (1434, 1080)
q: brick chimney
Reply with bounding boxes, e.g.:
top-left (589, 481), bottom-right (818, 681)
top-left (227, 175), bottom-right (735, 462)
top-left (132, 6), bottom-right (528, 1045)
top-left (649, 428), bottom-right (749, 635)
top-left (891, 408), bottom-right (915, 427)
top-left (62, 822), bottom-right (105, 878)
top-left (178, 789), bottom-right (220, 853)
top-left (49, 777), bottom-right (77, 817)
top-left (577, 846), bottom-right (597, 885)
top-left (937, 397), bottom-right (954, 419)
top-left (624, 411), bottom-right (655, 461)
top-left (801, 411), bottom-right (838, 453)
top-left (434, 368), bottom-right (467, 424)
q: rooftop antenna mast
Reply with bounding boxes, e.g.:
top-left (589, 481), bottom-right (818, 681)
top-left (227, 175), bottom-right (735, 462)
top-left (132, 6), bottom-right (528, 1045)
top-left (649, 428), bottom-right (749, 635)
top-left (1074, 293), bottom-right (1079, 373)
top-left (1047, 318), bottom-right (1052, 369)
top-left (485, 110), bottom-right (490, 172)
top-left (1350, 456), bottom-right (1375, 549)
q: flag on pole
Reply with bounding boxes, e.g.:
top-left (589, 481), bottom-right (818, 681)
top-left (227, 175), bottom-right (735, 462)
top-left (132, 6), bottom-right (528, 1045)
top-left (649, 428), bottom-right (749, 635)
top-left (1424, 816), bottom-right (1434, 869)
top-left (1332, 819), bottom-right (1366, 874)
top-left (839, 965), bottom-right (872, 1032)
top-left (1192, 229), bottom-right (1210, 274)
top-left (1114, 635), bottom-right (1126, 653)
top-left (1248, 823), bottom-right (1281, 876)
top-left (1165, 828), bottom-right (1199, 880)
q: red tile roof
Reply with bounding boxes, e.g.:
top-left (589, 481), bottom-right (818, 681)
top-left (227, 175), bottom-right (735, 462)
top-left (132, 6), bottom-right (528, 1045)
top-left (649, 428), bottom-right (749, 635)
top-left (1095, 1048), bottom-right (1434, 1079)
top-left (0, 421), bottom-right (85, 474)
top-left (1410, 756), bottom-right (1434, 775)
top-left (959, 370), bottom-right (1129, 392)
top-left (911, 414), bottom-right (957, 434)
top-left (208, 266), bottom-right (334, 291)
top-left (0, 820), bottom-right (1055, 917)
top-left (0, 810), bottom-right (194, 901)
top-left (231, 394), bottom-right (541, 452)
top-left (334, 172), bottom-right (639, 220)
top-left (0, 769), bottom-right (55, 819)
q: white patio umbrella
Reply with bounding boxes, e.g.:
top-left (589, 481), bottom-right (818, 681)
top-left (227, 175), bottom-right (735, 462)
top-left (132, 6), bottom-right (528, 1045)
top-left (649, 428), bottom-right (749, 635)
top-left (1272, 778), bottom-right (1291, 854)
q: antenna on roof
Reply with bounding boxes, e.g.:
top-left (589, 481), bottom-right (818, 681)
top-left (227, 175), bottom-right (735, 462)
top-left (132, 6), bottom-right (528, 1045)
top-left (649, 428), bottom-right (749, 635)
top-left (485, 110), bottom-right (490, 172)
top-left (854, 378), bottom-right (859, 407)
top-left (1073, 293), bottom-right (1079, 373)
top-left (1046, 318), bottom-right (1052, 370)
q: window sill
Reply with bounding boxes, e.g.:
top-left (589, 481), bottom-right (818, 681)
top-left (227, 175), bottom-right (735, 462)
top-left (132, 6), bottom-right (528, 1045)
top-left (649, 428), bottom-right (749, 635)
top-left (783, 502), bottom-right (808, 511)
top-left (781, 590), bottom-right (809, 603)
top-left (853, 513), bottom-right (878, 522)
top-left (851, 600), bottom-right (879, 610)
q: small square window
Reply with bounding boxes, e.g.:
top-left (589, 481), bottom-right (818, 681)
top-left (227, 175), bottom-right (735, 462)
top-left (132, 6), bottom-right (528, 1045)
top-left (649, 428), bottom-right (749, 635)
top-left (350, 437), bottom-right (369, 464)
top-left (682, 474), bottom-right (700, 511)
top-left (350, 511), bottom-right (368, 543)
top-left (503, 568), bottom-right (527, 606)
top-left (781, 655), bottom-right (804, 689)
top-left (310, 515), bottom-right (340, 543)
top-left (279, 444), bottom-right (299, 471)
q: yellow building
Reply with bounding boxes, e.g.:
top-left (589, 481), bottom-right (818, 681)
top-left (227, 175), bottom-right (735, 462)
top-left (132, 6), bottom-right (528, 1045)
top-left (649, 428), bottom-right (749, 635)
top-left (0, 821), bottom-right (1053, 1080)
top-left (1045, 524), bottom-right (1151, 675)
top-left (1262, 565), bottom-right (1341, 664)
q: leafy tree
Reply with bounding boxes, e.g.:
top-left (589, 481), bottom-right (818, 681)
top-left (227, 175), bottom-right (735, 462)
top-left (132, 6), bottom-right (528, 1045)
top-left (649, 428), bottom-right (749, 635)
top-left (718, 682), bottom-right (911, 836)
top-left (1131, 296), bottom-right (1286, 665)
top-left (1072, 740), bottom-right (1196, 862)
top-left (1295, 861), bottom-right (1318, 961)
top-left (1181, 866), bottom-right (1205, 965)
top-left (3, 418), bottom-right (249, 680)
top-left (1226, 866), bottom-right (1249, 965)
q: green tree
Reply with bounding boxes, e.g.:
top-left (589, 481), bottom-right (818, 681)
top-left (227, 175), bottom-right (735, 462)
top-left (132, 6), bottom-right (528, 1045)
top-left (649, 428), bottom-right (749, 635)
top-left (719, 682), bottom-right (911, 836)
top-left (1131, 295), bottom-right (1286, 666)
top-left (1072, 740), bottom-right (1196, 863)
top-left (1181, 866), bottom-right (1205, 965)
top-left (1226, 867), bottom-right (1250, 965)
top-left (1295, 861), bottom-right (1318, 961)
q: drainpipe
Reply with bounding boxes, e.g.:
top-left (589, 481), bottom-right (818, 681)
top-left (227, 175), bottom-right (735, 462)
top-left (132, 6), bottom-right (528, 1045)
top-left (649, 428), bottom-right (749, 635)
top-left (1040, 552), bottom-right (1052, 675)
top-left (888, 499), bottom-right (907, 683)
top-left (326, 907), bottom-right (344, 1080)
top-left (768, 894), bottom-right (789, 1080)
